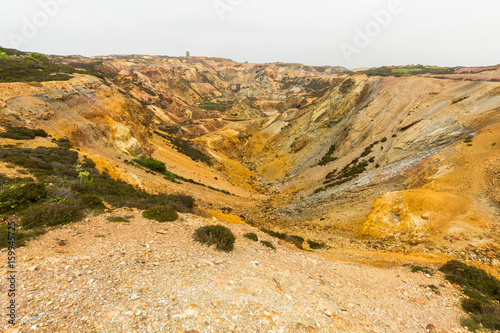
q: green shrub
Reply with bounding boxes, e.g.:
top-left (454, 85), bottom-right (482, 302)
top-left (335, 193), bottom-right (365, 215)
top-left (287, 235), bottom-right (304, 249)
top-left (307, 240), bottom-right (327, 250)
top-left (55, 138), bottom-right (72, 149)
top-left (79, 194), bottom-right (105, 210)
top-left (440, 260), bottom-right (500, 301)
top-left (0, 127), bottom-right (48, 140)
top-left (0, 183), bottom-right (47, 213)
top-left (460, 317), bottom-right (481, 332)
top-left (243, 233), bottom-right (258, 241)
top-left (142, 205), bottom-right (178, 222)
top-left (133, 157), bottom-right (167, 173)
top-left (193, 225), bottom-right (235, 252)
top-left (260, 240), bottom-right (276, 250)
top-left (21, 201), bottom-right (86, 229)
top-left (440, 260), bottom-right (500, 331)
top-left (462, 297), bottom-right (485, 314)
top-left (0, 147), bottom-right (79, 179)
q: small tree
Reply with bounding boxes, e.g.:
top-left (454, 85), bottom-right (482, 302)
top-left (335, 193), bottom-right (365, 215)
top-left (76, 164), bottom-right (93, 184)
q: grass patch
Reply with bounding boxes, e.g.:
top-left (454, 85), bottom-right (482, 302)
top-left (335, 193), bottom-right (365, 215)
top-left (198, 101), bottom-right (233, 112)
top-left (260, 240), bottom-right (276, 250)
top-left (243, 233), bottom-right (258, 241)
top-left (133, 157), bottom-right (166, 173)
top-left (155, 130), bottom-right (212, 166)
top-left (0, 127), bottom-right (48, 140)
top-left (307, 240), bottom-right (327, 250)
top-left (408, 265), bottom-right (435, 275)
top-left (168, 136), bottom-right (213, 166)
top-left (193, 225), bottom-right (235, 252)
top-left (106, 216), bottom-right (130, 223)
top-left (142, 205), bottom-right (179, 222)
top-left (260, 228), bottom-right (304, 249)
top-left (318, 144), bottom-right (337, 166)
top-left (440, 260), bottom-right (500, 331)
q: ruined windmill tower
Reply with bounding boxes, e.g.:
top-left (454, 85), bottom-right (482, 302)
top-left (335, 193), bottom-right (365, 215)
top-left (186, 51), bottom-right (191, 57)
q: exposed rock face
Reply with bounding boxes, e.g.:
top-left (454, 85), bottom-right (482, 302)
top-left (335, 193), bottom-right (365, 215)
top-left (112, 123), bottom-right (144, 156)
top-left (1, 54), bottom-right (499, 262)
top-left (360, 190), bottom-right (475, 238)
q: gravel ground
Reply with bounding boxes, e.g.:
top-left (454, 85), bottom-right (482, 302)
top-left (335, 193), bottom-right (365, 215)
top-left (1, 209), bottom-right (468, 333)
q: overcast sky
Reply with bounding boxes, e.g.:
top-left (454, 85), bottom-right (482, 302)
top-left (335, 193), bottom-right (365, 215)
top-left (0, 0), bottom-right (499, 69)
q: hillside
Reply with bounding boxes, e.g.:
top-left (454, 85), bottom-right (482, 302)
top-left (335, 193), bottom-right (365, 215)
top-left (1, 49), bottom-right (500, 332)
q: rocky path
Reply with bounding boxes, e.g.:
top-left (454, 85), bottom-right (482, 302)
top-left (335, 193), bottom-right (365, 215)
top-left (1, 209), bottom-right (468, 333)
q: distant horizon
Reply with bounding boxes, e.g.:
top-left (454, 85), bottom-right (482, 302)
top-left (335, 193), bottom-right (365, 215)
top-left (3, 45), bottom-right (499, 71)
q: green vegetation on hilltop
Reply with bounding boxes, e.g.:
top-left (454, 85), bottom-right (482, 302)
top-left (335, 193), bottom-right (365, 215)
top-left (0, 53), bottom-right (75, 83)
top-left (0, 47), bottom-right (116, 83)
top-left (362, 65), bottom-right (456, 77)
